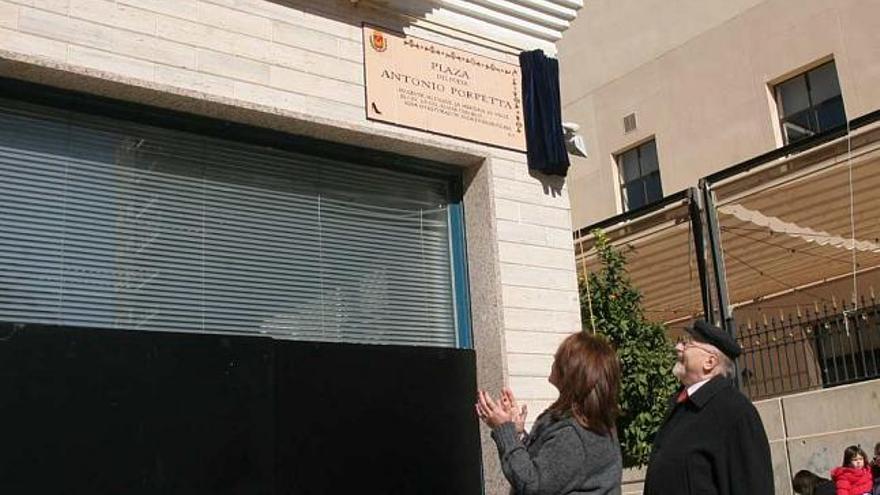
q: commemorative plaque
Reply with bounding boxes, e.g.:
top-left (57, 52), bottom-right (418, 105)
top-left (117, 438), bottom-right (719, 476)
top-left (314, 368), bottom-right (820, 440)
top-left (363, 25), bottom-right (525, 151)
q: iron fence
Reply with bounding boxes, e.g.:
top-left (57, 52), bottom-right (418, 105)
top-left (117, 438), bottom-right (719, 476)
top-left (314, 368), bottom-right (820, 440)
top-left (737, 294), bottom-right (880, 401)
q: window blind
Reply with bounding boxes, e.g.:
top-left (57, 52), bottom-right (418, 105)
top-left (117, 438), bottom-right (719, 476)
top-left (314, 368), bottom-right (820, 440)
top-left (0, 99), bottom-right (460, 347)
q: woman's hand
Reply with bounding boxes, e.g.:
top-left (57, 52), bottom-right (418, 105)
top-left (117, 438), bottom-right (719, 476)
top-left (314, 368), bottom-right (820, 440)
top-left (501, 387), bottom-right (528, 434)
top-left (475, 389), bottom-right (513, 429)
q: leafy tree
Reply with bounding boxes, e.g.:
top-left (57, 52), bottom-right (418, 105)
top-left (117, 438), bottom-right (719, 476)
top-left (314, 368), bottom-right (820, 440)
top-left (580, 229), bottom-right (678, 467)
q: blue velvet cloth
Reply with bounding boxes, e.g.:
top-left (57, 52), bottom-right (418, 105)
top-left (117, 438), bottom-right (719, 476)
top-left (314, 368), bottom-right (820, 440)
top-left (519, 49), bottom-right (570, 177)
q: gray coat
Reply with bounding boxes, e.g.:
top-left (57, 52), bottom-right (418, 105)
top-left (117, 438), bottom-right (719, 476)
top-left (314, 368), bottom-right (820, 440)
top-left (491, 413), bottom-right (622, 495)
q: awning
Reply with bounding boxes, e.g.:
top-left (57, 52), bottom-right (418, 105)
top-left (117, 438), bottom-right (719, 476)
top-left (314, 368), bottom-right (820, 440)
top-left (575, 121), bottom-right (880, 327)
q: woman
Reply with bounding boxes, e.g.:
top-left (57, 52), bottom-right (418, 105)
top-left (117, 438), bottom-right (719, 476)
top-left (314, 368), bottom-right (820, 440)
top-left (792, 469), bottom-right (835, 495)
top-left (476, 332), bottom-right (622, 495)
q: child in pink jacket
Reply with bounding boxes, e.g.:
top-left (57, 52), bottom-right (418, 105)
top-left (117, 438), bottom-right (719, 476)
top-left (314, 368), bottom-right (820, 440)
top-left (832, 445), bottom-right (873, 495)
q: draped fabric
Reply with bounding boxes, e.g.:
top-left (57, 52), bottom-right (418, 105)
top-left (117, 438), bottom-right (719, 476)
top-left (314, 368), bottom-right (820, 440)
top-left (519, 49), bottom-right (570, 177)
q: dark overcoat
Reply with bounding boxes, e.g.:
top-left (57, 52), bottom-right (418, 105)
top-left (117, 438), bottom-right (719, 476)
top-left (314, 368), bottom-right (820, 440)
top-left (643, 376), bottom-right (774, 495)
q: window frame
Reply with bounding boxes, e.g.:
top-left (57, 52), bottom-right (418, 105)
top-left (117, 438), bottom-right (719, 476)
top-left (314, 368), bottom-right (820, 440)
top-left (615, 138), bottom-right (663, 212)
top-left (0, 77), bottom-right (474, 350)
top-left (774, 60), bottom-right (846, 145)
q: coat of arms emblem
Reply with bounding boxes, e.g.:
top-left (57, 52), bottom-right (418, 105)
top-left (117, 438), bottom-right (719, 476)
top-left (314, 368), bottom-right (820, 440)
top-left (370, 31), bottom-right (387, 52)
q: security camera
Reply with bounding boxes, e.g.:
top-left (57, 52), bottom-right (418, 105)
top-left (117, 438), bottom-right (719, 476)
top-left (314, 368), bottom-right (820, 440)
top-left (562, 122), bottom-right (587, 157)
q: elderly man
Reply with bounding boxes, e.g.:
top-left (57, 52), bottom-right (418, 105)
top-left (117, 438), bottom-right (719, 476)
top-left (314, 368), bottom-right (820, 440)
top-left (644, 320), bottom-right (774, 494)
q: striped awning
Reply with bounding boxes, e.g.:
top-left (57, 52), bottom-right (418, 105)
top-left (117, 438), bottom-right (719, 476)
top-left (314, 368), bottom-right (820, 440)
top-left (575, 122), bottom-right (880, 327)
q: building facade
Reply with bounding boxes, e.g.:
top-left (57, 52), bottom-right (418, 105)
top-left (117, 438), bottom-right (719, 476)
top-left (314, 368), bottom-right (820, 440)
top-left (0, 1), bottom-right (583, 493)
top-left (558, 0), bottom-right (880, 228)
top-left (557, 1), bottom-right (880, 493)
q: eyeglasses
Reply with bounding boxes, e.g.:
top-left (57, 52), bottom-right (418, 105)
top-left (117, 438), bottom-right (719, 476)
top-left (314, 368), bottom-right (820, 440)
top-left (675, 335), bottom-right (718, 355)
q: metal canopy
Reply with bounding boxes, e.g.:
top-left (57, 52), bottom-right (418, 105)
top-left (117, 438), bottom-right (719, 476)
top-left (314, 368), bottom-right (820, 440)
top-left (576, 121), bottom-right (880, 327)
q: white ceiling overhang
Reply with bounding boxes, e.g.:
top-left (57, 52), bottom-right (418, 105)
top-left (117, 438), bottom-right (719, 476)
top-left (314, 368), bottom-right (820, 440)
top-left (365, 0), bottom-right (583, 50)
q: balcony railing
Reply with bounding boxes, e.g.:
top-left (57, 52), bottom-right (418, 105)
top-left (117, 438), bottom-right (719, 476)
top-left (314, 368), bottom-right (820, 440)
top-left (737, 294), bottom-right (880, 400)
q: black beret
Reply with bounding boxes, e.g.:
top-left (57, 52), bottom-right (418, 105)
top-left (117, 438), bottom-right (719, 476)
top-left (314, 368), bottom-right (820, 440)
top-left (685, 319), bottom-right (742, 360)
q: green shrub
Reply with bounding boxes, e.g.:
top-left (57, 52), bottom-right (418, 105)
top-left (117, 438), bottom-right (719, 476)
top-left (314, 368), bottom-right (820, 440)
top-left (580, 229), bottom-right (679, 467)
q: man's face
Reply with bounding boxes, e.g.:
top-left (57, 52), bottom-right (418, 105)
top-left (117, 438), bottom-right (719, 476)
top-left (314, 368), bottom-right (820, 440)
top-left (673, 334), bottom-right (716, 386)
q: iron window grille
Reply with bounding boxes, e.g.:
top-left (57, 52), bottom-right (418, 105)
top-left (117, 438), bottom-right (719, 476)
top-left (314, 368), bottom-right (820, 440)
top-left (737, 296), bottom-right (880, 401)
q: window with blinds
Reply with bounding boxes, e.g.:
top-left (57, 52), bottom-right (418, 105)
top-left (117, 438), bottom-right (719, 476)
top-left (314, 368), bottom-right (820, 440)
top-left (0, 98), bottom-right (464, 348)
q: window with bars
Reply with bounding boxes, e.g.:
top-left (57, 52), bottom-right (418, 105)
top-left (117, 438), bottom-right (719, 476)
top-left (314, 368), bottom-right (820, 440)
top-left (616, 139), bottom-right (662, 212)
top-left (0, 96), bottom-right (470, 348)
top-left (775, 60), bottom-right (847, 144)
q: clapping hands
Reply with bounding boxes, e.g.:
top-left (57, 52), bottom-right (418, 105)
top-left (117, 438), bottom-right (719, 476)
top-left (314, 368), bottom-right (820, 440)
top-left (475, 387), bottom-right (528, 433)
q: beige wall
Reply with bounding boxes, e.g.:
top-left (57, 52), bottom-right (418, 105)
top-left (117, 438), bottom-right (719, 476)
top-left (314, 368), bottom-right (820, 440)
top-left (0, 1), bottom-right (583, 493)
top-left (558, 0), bottom-right (880, 229)
top-left (766, 379), bottom-right (880, 494)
